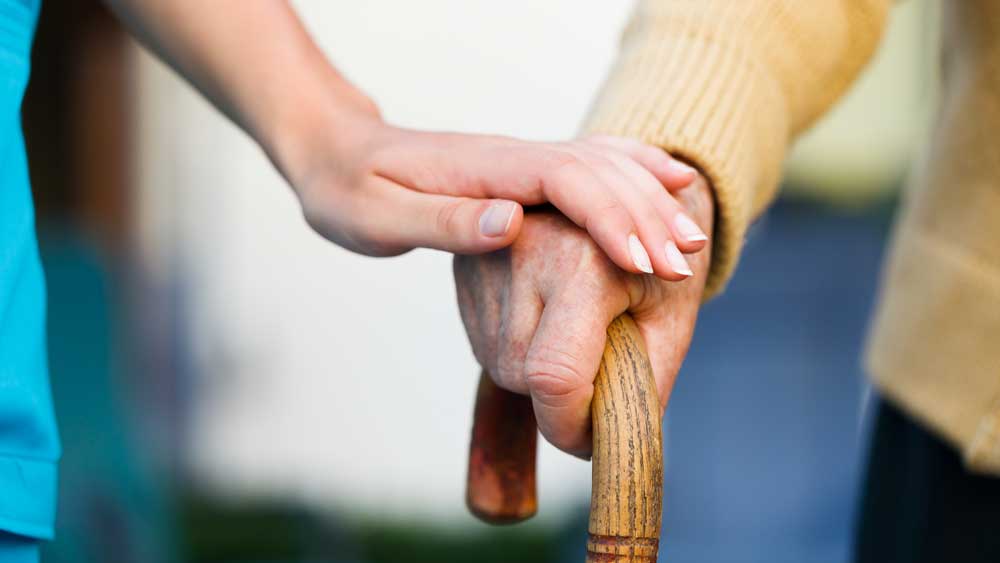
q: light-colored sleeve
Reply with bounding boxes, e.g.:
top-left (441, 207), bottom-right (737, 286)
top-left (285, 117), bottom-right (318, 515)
top-left (586, 0), bottom-right (892, 298)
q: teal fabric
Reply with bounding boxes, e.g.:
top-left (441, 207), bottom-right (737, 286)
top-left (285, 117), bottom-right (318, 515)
top-left (0, 0), bottom-right (59, 542)
top-left (0, 533), bottom-right (37, 563)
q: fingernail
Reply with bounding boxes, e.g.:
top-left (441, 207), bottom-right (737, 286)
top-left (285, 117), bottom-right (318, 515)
top-left (664, 240), bottom-right (693, 277)
top-left (479, 201), bottom-right (516, 237)
top-left (674, 213), bottom-right (708, 243)
top-left (666, 159), bottom-right (697, 178)
top-left (628, 233), bottom-right (653, 274)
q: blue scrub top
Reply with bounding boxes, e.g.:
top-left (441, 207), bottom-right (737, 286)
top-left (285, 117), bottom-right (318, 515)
top-left (0, 0), bottom-right (60, 541)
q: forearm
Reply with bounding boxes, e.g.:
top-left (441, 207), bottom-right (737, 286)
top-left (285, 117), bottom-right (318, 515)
top-left (104, 0), bottom-right (377, 170)
top-left (103, 0), bottom-right (716, 266)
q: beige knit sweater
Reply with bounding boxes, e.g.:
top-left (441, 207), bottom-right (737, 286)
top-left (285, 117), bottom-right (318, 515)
top-left (588, 0), bottom-right (1000, 475)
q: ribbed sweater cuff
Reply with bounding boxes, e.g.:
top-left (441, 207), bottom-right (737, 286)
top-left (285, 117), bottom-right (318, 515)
top-left (585, 34), bottom-right (790, 298)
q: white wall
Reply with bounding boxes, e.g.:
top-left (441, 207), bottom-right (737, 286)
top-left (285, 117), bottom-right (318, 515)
top-left (134, 0), bottom-right (635, 523)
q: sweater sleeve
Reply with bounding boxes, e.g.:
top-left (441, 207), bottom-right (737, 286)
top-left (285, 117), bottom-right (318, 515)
top-left (585, 0), bottom-right (892, 298)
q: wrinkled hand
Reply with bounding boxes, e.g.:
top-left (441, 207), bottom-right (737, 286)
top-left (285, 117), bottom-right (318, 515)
top-left (454, 176), bottom-right (713, 457)
top-left (276, 106), bottom-right (706, 274)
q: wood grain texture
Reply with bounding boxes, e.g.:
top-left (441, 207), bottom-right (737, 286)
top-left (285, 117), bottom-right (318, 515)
top-left (587, 315), bottom-right (663, 563)
top-left (465, 315), bottom-right (663, 562)
top-left (466, 372), bottom-right (538, 524)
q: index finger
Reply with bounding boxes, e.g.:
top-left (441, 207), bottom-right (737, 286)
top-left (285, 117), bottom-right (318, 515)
top-left (522, 287), bottom-right (628, 458)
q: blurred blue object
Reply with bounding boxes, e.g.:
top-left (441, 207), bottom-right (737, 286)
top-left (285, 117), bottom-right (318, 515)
top-left (661, 198), bottom-right (892, 563)
top-left (38, 229), bottom-right (176, 563)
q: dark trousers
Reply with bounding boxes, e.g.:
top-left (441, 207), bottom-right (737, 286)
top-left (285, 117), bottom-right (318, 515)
top-left (855, 397), bottom-right (1000, 562)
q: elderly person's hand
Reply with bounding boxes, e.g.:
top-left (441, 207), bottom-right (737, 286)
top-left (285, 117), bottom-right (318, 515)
top-left (454, 175), bottom-right (713, 456)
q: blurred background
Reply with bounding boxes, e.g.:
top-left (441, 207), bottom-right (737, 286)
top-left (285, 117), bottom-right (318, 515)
top-left (25, 1), bottom-right (939, 562)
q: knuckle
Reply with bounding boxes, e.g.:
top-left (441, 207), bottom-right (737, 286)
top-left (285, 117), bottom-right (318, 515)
top-left (497, 340), bottom-right (525, 382)
top-left (605, 151), bottom-right (639, 173)
top-left (495, 322), bottom-right (532, 394)
top-left (596, 198), bottom-right (626, 215)
top-left (571, 145), bottom-right (612, 168)
top-left (495, 353), bottom-right (527, 394)
top-left (625, 272), bottom-right (660, 311)
top-left (542, 150), bottom-right (584, 178)
top-left (584, 199), bottom-right (627, 233)
top-left (524, 346), bottom-right (589, 405)
top-left (435, 199), bottom-right (466, 237)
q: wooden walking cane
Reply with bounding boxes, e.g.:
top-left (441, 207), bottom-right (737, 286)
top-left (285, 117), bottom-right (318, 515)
top-left (467, 314), bottom-right (664, 562)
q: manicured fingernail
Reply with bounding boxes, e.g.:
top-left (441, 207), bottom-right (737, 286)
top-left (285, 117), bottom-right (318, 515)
top-left (674, 213), bottom-right (708, 242)
top-left (479, 201), bottom-right (516, 237)
top-left (628, 233), bottom-right (653, 274)
top-left (665, 240), bottom-right (693, 277)
top-left (666, 159), bottom-right (697, 178)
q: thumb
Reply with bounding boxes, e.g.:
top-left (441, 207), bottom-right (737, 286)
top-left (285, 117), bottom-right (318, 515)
top-left (367, 185), bottom-right (524, 255)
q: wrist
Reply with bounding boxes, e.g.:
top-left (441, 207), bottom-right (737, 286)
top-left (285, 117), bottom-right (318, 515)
top-left (263, 76), bottom-right (383, 192)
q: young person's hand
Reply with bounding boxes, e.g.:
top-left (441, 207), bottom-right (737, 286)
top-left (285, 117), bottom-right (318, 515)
top-left (278, 106), bottom-right (707, 277)
top-left (104, 0), bottom-right (707, 274)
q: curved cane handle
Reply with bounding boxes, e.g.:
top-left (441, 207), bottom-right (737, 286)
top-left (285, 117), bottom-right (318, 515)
top-left (466, 373), bottom-right (538, 523)
top-left (586, 315), bottom-right (663, 561)
top-left (466, 314), bottom-right (664, 562)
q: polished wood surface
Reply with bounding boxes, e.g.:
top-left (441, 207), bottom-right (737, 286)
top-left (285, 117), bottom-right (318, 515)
top-left (586, 315), bottom-right (662, 562)
top-left (466, 373), bottom-right (538, 524)
top-left (466, 314), bottom-right (663, 562)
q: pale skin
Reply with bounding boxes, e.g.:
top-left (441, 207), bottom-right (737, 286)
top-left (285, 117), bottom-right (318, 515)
top-left (101, 0), bottom-right (712, 456)
top-left (103, 0), bottom-right (706, 276)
